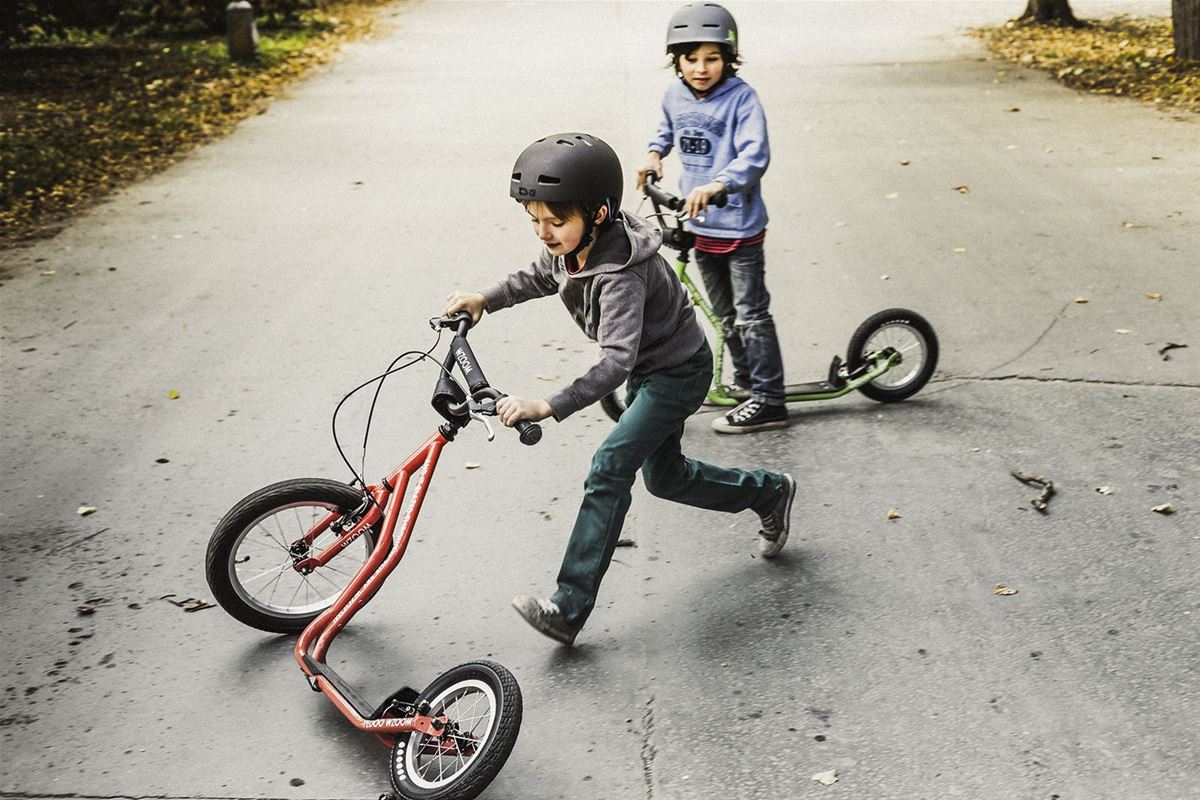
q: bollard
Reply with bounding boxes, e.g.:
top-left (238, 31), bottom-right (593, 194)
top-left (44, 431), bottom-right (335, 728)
top-left (226, 1), bottom-right (259, 62)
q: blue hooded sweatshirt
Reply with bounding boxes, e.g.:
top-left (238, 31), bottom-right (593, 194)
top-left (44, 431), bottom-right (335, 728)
top-left (648, 75), bottom-right (769, 238)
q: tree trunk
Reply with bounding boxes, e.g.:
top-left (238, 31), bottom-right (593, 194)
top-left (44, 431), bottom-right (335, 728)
top-left (1019, 0), bottom-right (1082, 26)
top-left (1175, 0), bottom-right (1200, 61)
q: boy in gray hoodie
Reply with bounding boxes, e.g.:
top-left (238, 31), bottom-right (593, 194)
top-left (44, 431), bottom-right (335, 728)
top-left (444, 133), bottom-right (795, 645)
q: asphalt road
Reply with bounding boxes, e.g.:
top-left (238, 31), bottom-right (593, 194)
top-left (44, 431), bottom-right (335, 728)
top-left (1, 2), bottom-right (1197, 799)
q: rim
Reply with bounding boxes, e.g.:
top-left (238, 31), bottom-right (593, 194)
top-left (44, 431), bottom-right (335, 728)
top-left (404, 678), bottom-right (498, 789)
top-left (227, 501), bottom-right (371, 619)
top-left (863, 322), bottom-right (929, 390)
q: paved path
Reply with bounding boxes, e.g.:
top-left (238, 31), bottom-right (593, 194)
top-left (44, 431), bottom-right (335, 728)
top-left (2, 2), bottom-right (1197, 799)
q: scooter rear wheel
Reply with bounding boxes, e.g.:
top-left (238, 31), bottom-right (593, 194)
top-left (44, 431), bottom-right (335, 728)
top-left (599, 388), bottom-right (626, 423)
top-left (846, 308), bottom-right (939, 402)
top-left (390, 660), bottom-right (522, 800)
top-left (205, 478), bottom-right (378, 634)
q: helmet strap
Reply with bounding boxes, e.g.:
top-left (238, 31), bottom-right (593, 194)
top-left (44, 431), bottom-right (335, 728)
top-left (564, 203), bottom-right (614, 274)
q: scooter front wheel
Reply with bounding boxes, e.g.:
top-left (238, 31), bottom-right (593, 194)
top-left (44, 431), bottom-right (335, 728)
top-left (205, 478), bottom-right (378, 634)
top-left (390, 660), bottom-right (522, 800)
top-left (846, 308), bottom-right (939, 402)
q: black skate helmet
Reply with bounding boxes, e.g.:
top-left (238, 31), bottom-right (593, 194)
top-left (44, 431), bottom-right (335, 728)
top-left (510, 133), bottom-right (623, 264)
top-left (665, 2), bottom-right (738, 57)
top-left (510, 132), bottom-right (623, 215)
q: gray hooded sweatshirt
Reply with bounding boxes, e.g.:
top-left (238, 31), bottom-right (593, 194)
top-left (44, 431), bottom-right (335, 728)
top-left (481, 211), bottom-right (706, 421)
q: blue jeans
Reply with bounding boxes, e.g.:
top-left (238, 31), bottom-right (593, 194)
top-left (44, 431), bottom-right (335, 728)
top-left (550, 342), bottom-right (786, 627)
top-left (695, 242), bottom-right (786, 405)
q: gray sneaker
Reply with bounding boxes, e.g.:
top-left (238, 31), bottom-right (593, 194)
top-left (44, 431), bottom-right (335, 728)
top-left (511, 595), bottom-right (581, 645)
top-left (758, 473), bottom-right (796, 559)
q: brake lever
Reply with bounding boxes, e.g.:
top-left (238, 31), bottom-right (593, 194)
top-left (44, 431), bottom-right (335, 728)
top-left (469, 409), bottom-right (496, 441)
top-left (470, 398), bottom-right (498, 442)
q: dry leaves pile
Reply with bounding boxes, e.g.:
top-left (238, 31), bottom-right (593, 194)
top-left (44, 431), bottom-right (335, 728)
top-left (974, 15), bottom-right (1200, 114)
top-left (0, 1), bottom-right (390, 245)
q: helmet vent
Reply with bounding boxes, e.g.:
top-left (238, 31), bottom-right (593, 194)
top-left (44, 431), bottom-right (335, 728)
top-left (537, 175), bottom-right (561, 185)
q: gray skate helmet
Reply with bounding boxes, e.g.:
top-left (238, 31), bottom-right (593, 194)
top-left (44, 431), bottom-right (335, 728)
top-left (665, 2), bottom-right (738, 57)
top-left (510, 132), bottom-right (623, 215)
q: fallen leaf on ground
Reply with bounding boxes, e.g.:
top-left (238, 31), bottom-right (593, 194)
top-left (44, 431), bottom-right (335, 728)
top-left (953, 185), bottom-right (970, 193)
top-left (1074, 296), bottom-right (1089, 304)
top-left (536, 374), bottom-right (559, 381)
top-left (1152, 503), bottom-right (1175, 515)
top-left (1096, 486), bottom-right (1114, 495)
top-left (887, 509), bottom-right (902, 520)
top-left (161, 594), bottom-right (215, 612)
top-left (1011, 470), bottom-right (1054, 513)
top-left (77, 505), bottom-right (98, 516)
top-left (615, 538), bottom-right (637, 548)
top-left (1145, 292), bottom-right (1162, 301)
top-left (953, 247), bottom-right (967, 253)
top-left (812, 769), bottom-right (838, 786)
top-left (465, 462), bottom-right (481, 470)
top-left (1005, 106), bottom-right (1021, 112)
top-left (41, 270), bottom-right (56, 276)
top-left (1115, 329), bottom-right (1131, 335)
top-left (1158, 342), bottom-right (1187, 360)
top-left (880, 274), bottom-right (890, 281)
top-left (900, 159), bottom-right (911, 166)
top-left (167, 389), bottom-right (181, 399)
top-left (994, 584), bottom-right (1019, 596)
top-left (884, 192), bottom-right (899, 199)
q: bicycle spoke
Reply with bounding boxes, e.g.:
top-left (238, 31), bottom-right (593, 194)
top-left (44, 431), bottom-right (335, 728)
top-left (252, 520), bottom-right (291, 552)
top-left (237, 558), bottom-right (296, 586)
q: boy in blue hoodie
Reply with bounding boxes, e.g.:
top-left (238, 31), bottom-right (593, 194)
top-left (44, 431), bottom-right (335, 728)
top-left (639, 2), bottom-right (788, 434)
top-left (445, 133), bottom-right (795, 645)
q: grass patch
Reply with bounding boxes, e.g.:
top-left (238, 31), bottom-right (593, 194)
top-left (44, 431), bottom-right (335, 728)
top-left (0, 1), bottom-right (394, 246)
top-left (973, 14), bottom-right (1200, 114)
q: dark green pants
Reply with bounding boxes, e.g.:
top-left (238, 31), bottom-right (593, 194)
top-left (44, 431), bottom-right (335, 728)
top-left (550, 342), bottom-right (785, 626)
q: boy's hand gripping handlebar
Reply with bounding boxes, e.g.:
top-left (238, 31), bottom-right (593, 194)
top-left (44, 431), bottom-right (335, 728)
top-left (643, 172), bottom-right (728, 215)
top-left (432, 312), bottom-right (542, 446)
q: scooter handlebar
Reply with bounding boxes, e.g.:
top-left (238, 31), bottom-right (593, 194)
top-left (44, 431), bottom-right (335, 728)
top-left (643, 173), bottom-right (727, 211)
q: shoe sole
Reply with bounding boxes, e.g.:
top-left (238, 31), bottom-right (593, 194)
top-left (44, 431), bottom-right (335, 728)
top-left (711, 419), bottom-right (789, 434)
top-left (760, 474), bottom-right (796, 559)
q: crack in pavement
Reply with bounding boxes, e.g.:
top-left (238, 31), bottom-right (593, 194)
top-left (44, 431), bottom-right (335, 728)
top-left (932, 375), bottom-right (1200, 391)
top-left (640, 694), bottom-right (657, 800)
top-left (982, 300), bottom-right (1072, 378)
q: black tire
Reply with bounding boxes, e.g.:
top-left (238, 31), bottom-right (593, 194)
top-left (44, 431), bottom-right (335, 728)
top-left (205, 478), bottom-right (378, 634)
top-left (599, 388), bottom-right (626, 422)
top-left (390, 660), bottom-right (523, 800)
top-left (846, 308), bottom-right (939, 402)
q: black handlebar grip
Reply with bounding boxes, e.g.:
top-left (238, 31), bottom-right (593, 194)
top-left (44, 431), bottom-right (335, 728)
top-left (515, 420), bottom-right (542, 446)
top-left (644, 180), bottom-right (682, 212)
top-left (644, 173), bottom-right (727, 212)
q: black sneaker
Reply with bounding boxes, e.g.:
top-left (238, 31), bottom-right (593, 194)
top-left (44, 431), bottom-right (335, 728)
top-left (511, 595), bottom-right (581, 645)
top-left (712, 399), bottom-right (789, 434)
top-left (758, 473), bottom-right (796, 559)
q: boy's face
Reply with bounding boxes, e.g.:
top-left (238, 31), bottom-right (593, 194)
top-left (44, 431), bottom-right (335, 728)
top-left (526, 202), bottom-right (587, 257)
top-left (678, 43), bottom-right (725, 95)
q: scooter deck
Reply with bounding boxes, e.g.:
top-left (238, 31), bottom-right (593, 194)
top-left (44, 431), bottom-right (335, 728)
top-left (722, 381), bottom-right (841, 401)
